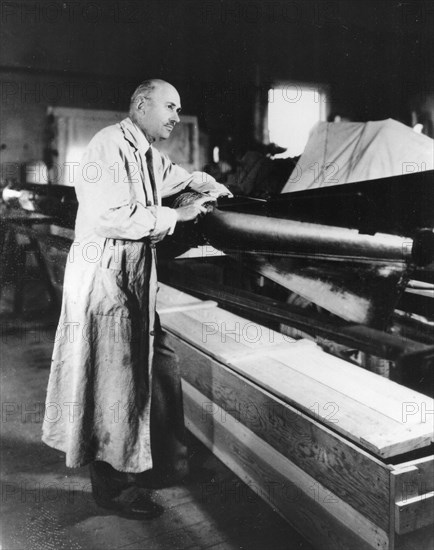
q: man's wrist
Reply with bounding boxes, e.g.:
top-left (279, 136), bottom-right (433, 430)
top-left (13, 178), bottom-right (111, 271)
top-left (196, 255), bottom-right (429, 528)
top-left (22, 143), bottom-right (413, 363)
top-left (162, 207), bottom-right (178, 235)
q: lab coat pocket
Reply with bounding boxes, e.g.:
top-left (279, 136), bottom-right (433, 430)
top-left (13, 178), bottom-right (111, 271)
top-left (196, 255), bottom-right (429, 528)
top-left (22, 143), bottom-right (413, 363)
top-left (100, 238), bottom-right (125, 271)
top-left (92, 266), bottom-right (132, 319)
top-left (100, 238), bottom-right (145, 272)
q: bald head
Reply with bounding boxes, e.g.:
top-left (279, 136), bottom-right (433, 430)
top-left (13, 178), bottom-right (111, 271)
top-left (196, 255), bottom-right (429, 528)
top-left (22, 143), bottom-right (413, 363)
top-left (129, 79), bottom-right (181, 142)
top-left (129, 79), bottom-right (170, 111)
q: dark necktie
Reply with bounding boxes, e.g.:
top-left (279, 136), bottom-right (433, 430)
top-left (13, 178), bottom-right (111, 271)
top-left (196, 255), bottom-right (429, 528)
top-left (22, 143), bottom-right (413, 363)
top-left (145, 147), bottom-right (159, 205)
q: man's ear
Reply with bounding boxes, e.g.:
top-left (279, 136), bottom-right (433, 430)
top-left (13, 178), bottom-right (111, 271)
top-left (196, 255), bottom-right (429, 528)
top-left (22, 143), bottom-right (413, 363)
top-left (136, 95), bottom-right (147, 113)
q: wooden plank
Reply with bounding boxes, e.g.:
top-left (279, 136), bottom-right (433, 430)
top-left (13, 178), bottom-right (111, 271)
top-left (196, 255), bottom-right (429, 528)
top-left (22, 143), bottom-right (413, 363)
top-left (159, 305), bottom-right (293, 360)
top-left (267, 345), bottom-right (433, 430)
top-left (226, 354), bottom-right (432, 458)
top-left (157, 300), bottom-right (218, 314)
top-left (161, 310), bottom-right (249, 359)
top-left (390, 455), bottom-right (434, 539)
top-left (157, 283), bottom-right (205, 309)
top-left (392, 456), bottom-right (434, 502)
top-left (174, 244), bottom-right (224, 259)
top-left (183, 381), bottom-right (389, 550)
top-left (169, 335), bottom-right (390, 531)
top-left (254, 260), bottom-right (372, 324)
top-left (395, 492), bottom-right (434, 534)
top-left (395, 456), bottom-right (434, 492)
top-left (157, 284), bottom-right (430, 420)
top-left (158, 288), bottom-right (432, 457)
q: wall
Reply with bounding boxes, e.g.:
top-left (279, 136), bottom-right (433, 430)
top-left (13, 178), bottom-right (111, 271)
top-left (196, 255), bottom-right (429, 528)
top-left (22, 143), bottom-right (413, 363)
top-left (1, 0), bottom-right (432, 182)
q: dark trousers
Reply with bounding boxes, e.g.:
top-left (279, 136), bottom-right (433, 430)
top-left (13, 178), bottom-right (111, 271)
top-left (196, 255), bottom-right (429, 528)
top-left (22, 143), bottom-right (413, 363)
top-left (90, 316), bottom-right (188, 499)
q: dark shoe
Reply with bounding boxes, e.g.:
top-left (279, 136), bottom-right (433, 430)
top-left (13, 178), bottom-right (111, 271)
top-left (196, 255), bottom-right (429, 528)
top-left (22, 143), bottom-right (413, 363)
top-left (94, 486), bottom-right (164, 520)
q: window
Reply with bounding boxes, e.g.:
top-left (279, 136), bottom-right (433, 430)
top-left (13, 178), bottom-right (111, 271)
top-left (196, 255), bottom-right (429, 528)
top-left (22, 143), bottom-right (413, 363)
top-left (267, 83), bottom-right (329, 157)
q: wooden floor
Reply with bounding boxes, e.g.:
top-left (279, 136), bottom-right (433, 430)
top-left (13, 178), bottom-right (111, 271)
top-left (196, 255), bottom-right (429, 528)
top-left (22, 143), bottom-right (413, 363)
top-left (0, 278), bottom-right (313, 550)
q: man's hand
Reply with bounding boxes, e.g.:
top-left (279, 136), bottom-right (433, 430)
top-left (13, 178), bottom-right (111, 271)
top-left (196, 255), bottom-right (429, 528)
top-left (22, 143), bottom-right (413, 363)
top-left (175, 195), bottom-right (215, 222)
top-left (204, 182), bottom-right (233, 199)
top-left (189, 172), bottom-right (234, 198)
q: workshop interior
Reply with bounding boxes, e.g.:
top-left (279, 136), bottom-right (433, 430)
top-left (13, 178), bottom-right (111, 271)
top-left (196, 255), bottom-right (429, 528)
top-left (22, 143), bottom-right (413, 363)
top-left (1, 1), bottom-right (434, 549)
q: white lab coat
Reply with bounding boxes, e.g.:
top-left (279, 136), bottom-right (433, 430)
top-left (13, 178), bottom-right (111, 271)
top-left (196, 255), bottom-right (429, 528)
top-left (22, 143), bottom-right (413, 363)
top-left (42, 117), bottom-right (223, 472)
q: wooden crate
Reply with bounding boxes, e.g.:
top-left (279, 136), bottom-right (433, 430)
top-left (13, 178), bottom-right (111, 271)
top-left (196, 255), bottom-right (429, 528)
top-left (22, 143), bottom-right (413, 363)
top-left (157, 284), bottom-right (434, 550)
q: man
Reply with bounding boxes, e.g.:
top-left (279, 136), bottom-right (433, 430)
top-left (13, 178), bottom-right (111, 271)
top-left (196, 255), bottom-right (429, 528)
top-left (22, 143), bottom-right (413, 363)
top-left (42, 79), bottom-right (231, 519)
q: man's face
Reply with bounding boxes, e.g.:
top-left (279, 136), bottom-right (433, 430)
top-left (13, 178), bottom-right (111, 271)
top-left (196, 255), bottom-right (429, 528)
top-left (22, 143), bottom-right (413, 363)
top-left (137, 83), bottom-right (181, 142)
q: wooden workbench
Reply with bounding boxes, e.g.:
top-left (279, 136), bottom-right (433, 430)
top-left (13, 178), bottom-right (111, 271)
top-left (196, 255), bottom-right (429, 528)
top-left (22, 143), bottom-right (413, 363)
top-left (7, 220), bottom-right (432, 548)
top-left (157, 283), bottom-right (434, 550)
